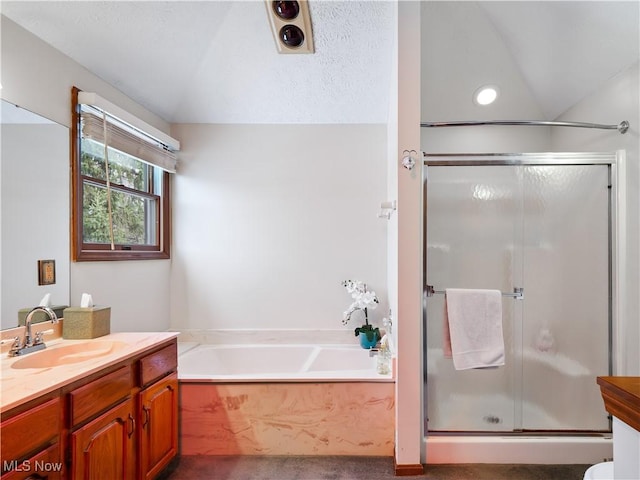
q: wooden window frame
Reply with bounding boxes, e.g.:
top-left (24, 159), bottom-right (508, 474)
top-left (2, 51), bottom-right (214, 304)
top-left (71, 87), bottom-right (171, 261)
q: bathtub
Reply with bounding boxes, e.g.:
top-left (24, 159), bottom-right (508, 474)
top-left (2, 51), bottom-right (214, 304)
top-left (177, 341), bottom-right (395, 456)
top-left (178, 342), bottom-right (392, 381)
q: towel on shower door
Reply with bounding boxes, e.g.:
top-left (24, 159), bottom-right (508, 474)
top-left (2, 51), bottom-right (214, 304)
top-left (444, 288), bottom-right (504, 370)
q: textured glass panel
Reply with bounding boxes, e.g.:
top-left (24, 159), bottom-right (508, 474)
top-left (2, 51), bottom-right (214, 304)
top-left (521, 165), bottom-right (610, 431)
top-left (425, 161), bottom-right (611, 434)
top-left (426, 166), bottom-right (520, 432)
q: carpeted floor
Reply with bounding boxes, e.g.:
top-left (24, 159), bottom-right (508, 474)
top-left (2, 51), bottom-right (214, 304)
top-left (162, 455), bottom-right (591, 480)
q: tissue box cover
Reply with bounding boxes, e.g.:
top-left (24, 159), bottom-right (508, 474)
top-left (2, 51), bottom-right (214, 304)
top-left (62, 306), bottom-right (111, 339)
top-left (18, 305), bottom-right (68, 326)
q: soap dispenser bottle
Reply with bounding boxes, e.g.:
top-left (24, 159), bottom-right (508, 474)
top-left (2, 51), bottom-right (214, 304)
top-left (377, 335), bottom-right (392, 375)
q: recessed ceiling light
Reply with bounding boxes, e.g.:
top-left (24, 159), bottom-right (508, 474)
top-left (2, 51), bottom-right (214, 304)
top-left (474, 85), bottom-right (499, 106)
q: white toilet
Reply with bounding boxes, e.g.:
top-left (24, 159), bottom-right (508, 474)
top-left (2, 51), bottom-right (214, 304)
top-left (583, 461), bottom-right (614, 480)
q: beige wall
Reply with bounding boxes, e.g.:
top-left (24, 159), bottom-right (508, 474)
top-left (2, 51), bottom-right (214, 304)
top-left (169, 123), bottom-right (388, 332)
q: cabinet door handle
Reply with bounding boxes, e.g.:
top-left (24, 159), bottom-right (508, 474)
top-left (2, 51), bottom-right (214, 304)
top-left (127, 413), bottom-right (135, 438)
top-left (142, 405), bottom-right (151, 428)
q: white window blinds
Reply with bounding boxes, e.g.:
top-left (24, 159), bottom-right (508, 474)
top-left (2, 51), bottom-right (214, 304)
top-left (78, 92), bottom-right (179, 173)
top-left (81, 112), bottom-right (177, 173)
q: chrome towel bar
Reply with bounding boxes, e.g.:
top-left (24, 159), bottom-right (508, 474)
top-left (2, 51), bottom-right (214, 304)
top-left (426, 285), bottom-right (524, 300)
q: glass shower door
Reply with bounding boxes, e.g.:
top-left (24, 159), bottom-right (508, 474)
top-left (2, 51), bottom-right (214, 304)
top-left (521, 165), bottom-right (610, 431)
top-left (425, 165), bottom-right (522, 432)
top-left (425, 159), bottom-right (611, 433)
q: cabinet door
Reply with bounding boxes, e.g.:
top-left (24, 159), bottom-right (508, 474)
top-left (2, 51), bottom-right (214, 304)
top-left (138, 373), bottom-right (178, 480)
top-left (70, 398), bottom-right (136, 480)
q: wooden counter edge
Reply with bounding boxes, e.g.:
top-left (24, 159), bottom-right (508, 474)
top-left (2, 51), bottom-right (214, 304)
top-left (597, 376), bottom-right (640, 432)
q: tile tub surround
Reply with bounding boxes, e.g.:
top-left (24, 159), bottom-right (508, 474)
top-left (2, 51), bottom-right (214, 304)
top-left (1, 331), bottom-right (179, 412)
top-left (180, 382), bottom-right (395, 456)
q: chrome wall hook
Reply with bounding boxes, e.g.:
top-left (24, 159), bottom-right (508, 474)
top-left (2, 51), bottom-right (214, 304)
top-left (402, 150), bottom-right (418, 170)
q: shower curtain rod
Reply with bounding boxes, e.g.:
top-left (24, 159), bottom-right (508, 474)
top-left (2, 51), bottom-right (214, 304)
top-left (421, 119), bottom-right (629, 134)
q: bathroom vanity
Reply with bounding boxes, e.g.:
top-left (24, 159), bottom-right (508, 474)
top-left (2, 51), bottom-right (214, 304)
top-left (0, 332), bottom-right (178, 479)
top-left (597, 376), bottom-right (640, 480)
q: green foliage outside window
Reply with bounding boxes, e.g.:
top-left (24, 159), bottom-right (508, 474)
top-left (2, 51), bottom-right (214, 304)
top-left (81, 140), bottom-right (156, 245)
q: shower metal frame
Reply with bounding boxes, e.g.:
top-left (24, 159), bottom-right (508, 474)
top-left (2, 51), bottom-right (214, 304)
top-left (422, 151), bottom-right (620, 436)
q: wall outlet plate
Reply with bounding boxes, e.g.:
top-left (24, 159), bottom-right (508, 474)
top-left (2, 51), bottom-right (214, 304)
top-left (38, 259), bottom-right (56, 285)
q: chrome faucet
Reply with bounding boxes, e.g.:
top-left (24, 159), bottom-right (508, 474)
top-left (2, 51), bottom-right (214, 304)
top-left (9, 306), bottom-right (59, 357)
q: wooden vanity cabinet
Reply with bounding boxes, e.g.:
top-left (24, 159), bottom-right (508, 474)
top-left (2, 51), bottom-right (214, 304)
top-left (1, 338), bottom-right (178, 480)
top-left (67, 340), bottom-right (178, 480)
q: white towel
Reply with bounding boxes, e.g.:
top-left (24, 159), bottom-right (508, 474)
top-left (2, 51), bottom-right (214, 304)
top-left (444, 288), bottom-right (505, 370)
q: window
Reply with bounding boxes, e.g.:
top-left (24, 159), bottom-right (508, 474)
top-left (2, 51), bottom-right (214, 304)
top-left (71, 87), bottom-right (178, 261)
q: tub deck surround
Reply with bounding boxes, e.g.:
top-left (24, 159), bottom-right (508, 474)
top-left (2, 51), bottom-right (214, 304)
top-left (174, 328), bottom-right (378, 346)
top-left (1, 331), bottom-right (179, 412)
top-left (180, 382), bottom-right (395, 456)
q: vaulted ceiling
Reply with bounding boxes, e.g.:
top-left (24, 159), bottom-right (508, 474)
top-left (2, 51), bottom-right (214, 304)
top-left (2, 1), bottom-right (638, 124)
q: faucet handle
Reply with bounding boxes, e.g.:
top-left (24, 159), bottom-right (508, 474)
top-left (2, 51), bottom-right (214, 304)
top-left (33, 329), bottom-right (54, 345)
top-left (1, 336), bottom-right (21, 348)
top-left (5, 336), bottom-right (22, 354)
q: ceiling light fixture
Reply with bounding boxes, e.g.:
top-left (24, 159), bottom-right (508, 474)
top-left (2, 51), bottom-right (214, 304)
top-left (265, 0), bottom-right (315, 54)
top-left (474, 85), bottom-right (499, 106)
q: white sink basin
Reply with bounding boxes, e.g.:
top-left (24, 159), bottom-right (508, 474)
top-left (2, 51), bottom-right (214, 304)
top-left (11, 341), bottom-right (127, 369)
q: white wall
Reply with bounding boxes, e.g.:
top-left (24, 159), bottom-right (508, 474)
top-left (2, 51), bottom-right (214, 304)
top-left (169, 124), bottom-right (388, 332)
top-left (1, 15), bottom-right (173, 331)
top-left (552, 62), bottom-right (640, 376)
top-left (420, 0), bottom-right (553, 156)
top-left (422, 126), bottom-right (551, 154)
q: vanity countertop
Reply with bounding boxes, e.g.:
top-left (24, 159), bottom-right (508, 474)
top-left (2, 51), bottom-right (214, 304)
top-left (1, 331), bottom-right (179, 413)
top-left (597, 376), bottom-right (640, 432)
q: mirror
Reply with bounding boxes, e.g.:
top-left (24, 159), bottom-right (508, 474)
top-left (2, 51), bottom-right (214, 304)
top-left (1, 99), bottom-right (70, 329)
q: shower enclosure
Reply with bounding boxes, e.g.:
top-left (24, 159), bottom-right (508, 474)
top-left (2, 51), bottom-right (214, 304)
top-left (424, 152), bottom-right (617, 434)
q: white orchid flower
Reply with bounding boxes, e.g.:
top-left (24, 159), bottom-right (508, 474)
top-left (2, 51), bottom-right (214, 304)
top-left (357, 290), bottom-right (379, 310)
top-left (341, 280), bottom-right (380, 327)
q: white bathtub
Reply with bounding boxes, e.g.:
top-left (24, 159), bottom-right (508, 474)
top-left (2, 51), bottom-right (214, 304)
top-left (177, 343), bottom-right (393, 382)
